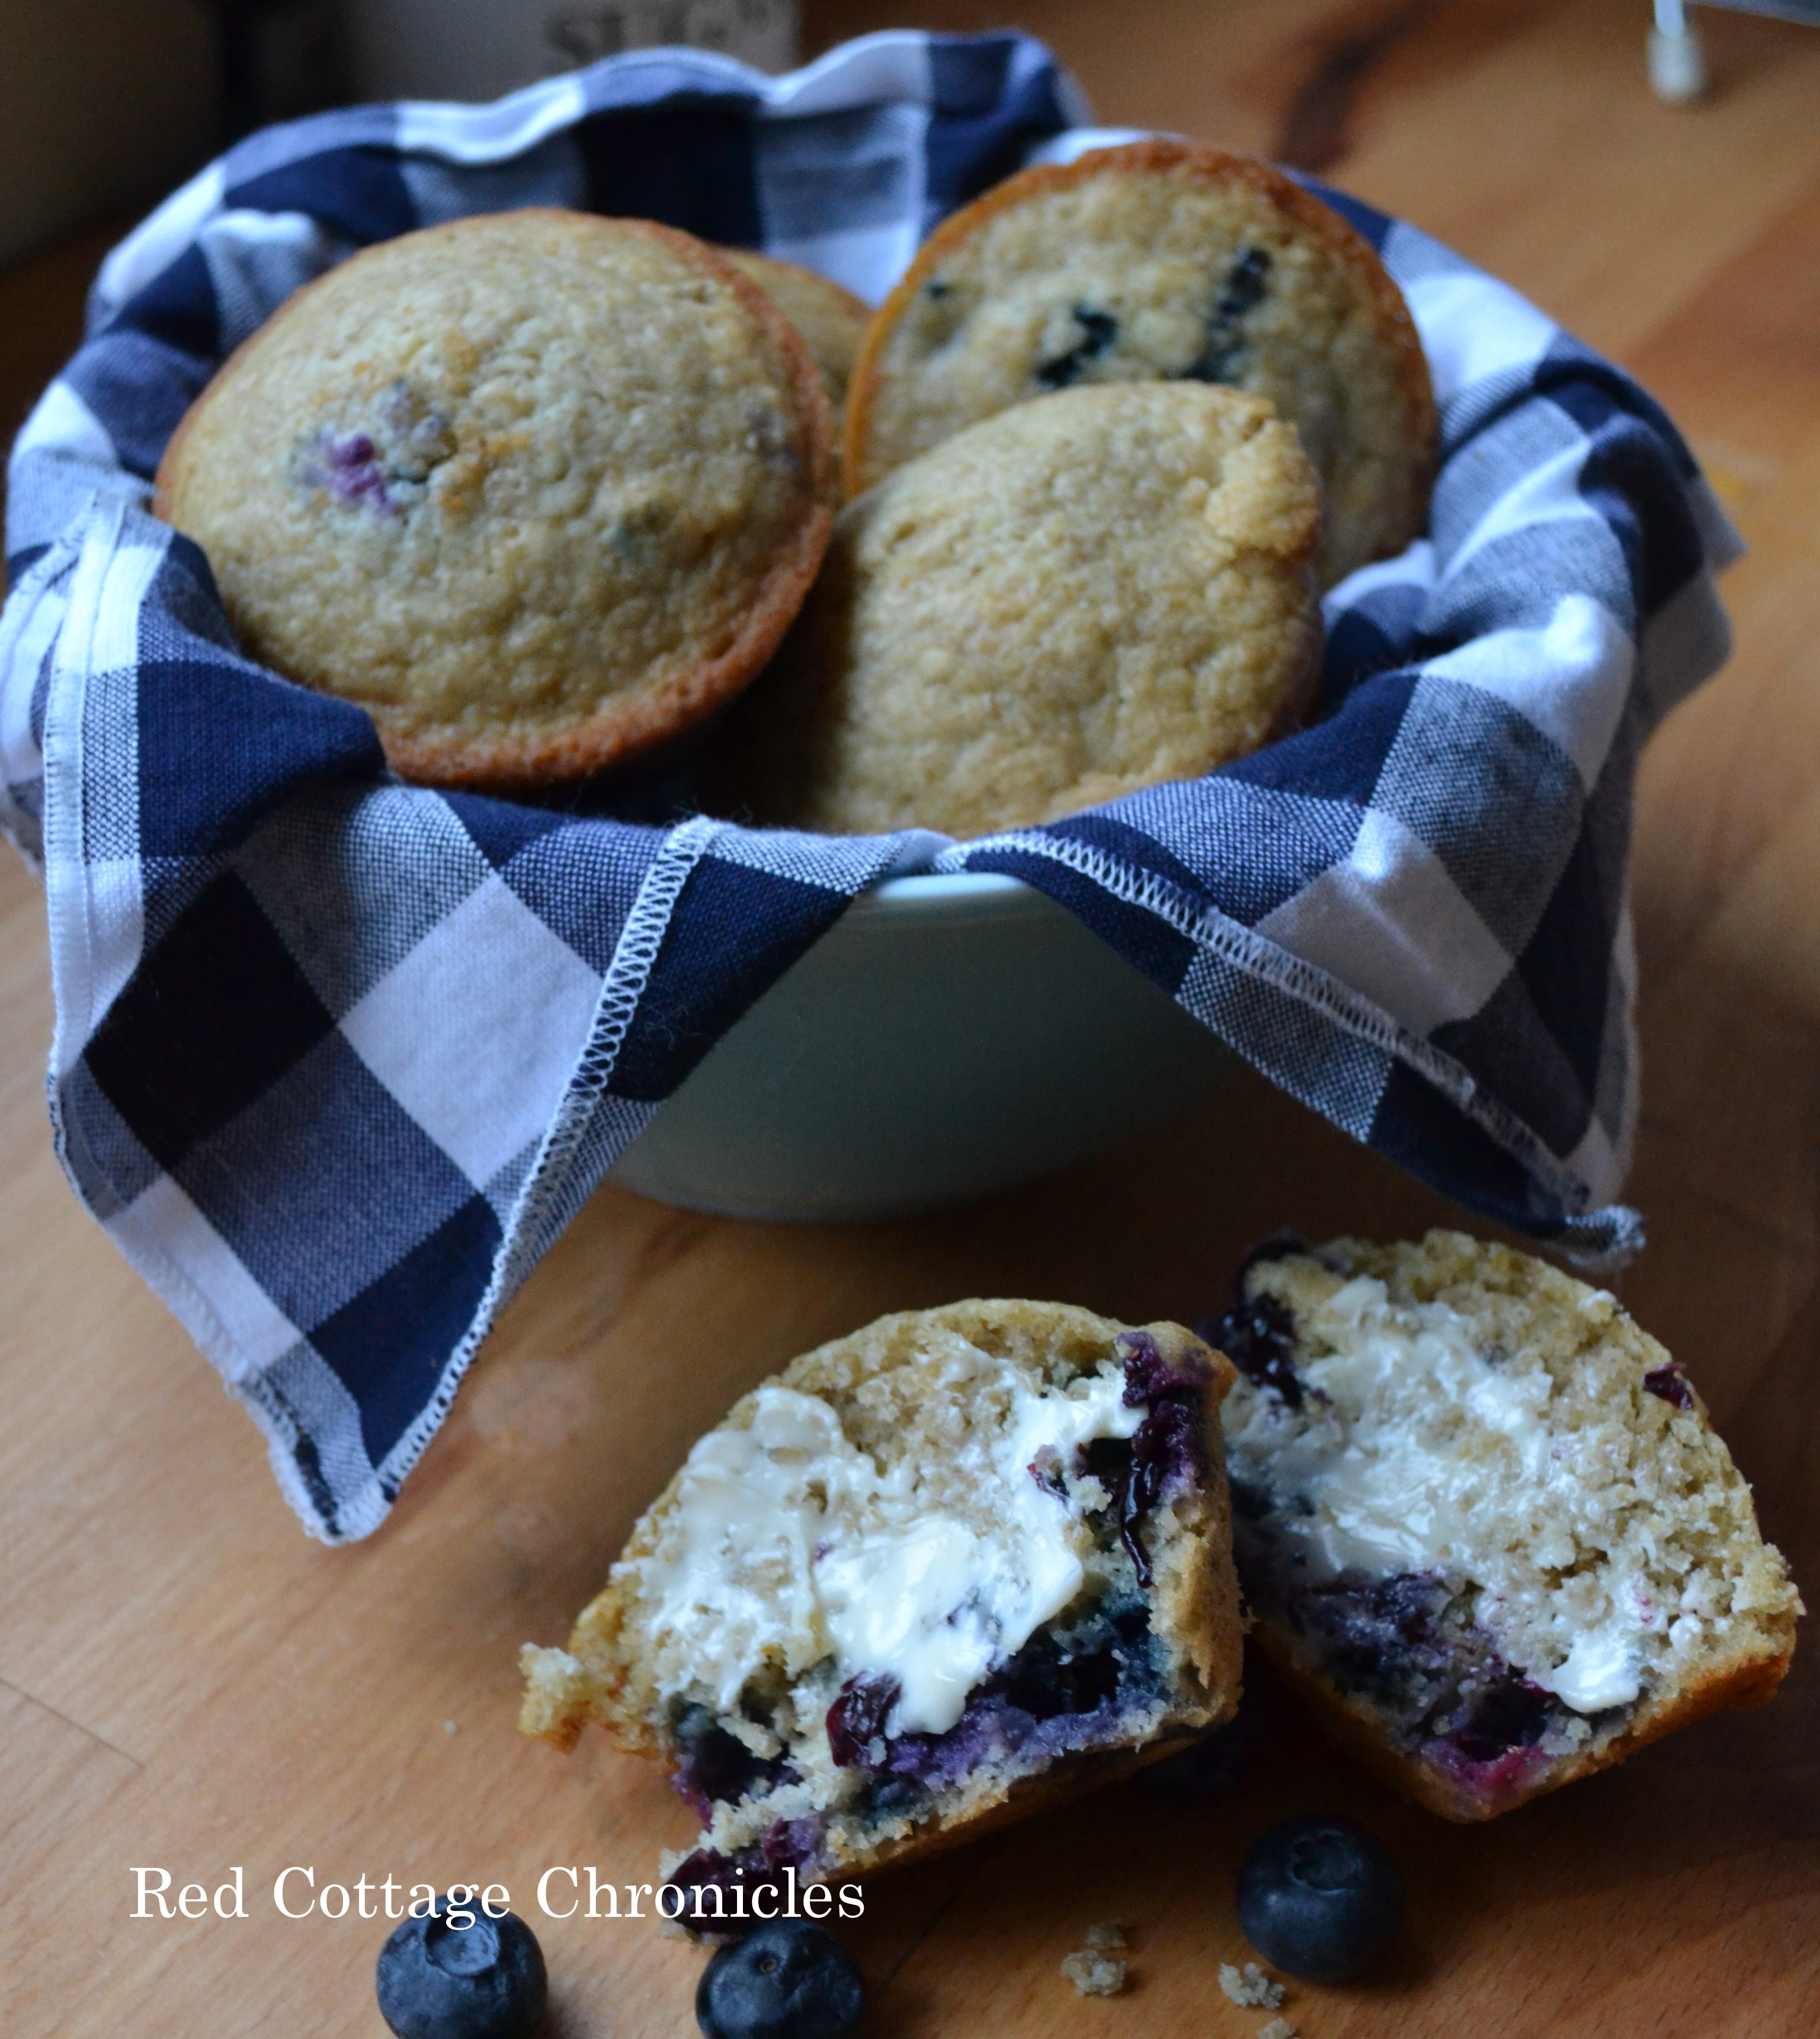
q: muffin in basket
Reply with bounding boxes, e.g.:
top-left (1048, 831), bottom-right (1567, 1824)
top-left (521, 1300), bottom-right (1242, 1924)
top-left (720, 249), bottom-right (870, 418)
top-left (845, 139), bottom-right (1437, 587)
top-left (155, 210), bottom-right (837, 793)
top-left (1213, 1231), bottom-right (1802, 1820)
top-left (721, 381), bottom-right (1324, 841)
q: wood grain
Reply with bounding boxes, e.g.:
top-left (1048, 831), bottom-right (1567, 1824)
top-left (4, 2), bottom-right (1819, 2032)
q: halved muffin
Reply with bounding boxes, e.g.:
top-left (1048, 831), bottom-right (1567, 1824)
top-left (521, 1300), bottom-right (1242, 1923)
top-left (1212, 1232), bottom-right (1801, 1820)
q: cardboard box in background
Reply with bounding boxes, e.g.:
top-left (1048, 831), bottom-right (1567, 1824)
top-left (345, 0), bottom-right (798, 101)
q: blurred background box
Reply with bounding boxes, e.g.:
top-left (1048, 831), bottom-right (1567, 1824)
top-left (343, 0), bottom-right (798, 100)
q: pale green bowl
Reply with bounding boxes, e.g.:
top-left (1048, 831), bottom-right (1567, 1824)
top-left (607, 873), bottom-right (1233, 1221)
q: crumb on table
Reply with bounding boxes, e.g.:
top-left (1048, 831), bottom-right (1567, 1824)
top-left (1219, 1961), bottom-right (1285, 2009)
top-left (1085, 1921), bottom-right (1128, 1950)
top-left (1061, 1949), bottom-right (1128, 1997)
top-left (1258, 2019), bottom-right (1297, 2039)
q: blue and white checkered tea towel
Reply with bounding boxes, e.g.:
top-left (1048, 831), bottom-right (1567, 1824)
top-left (0, 31), bottom-right (1740, 1540)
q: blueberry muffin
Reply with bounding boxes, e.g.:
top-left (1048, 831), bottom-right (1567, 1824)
top-left (720, 249), bottom-right (870, 417)
top-left (155, 210), bottom-right (837, 791)
top-left (722, 381), bottom-right (1322, 841)
top-left (845, 140), bottom-right (1436, 587)
top-left (521, 1300), bottom-right (1242, 1923)
top-left (1213, 1232), bottom-right (1802, 1820)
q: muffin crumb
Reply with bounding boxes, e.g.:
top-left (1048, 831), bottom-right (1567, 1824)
top-left (1220, 1961), bottom-right (1284, 2008)
top-left (1061, 1949), bottom-right (1127, 1996)
top-left (1258, 2020), bottom-right (1297, 2039)
top-left (1085, 1921), bottom-right (1128, 1951)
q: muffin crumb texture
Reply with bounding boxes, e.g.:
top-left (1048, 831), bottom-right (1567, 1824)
top-left (1220, 1960), bottom-right (1286, 2008)
top-left (1061, 1948), bottom-right (1127, 1997)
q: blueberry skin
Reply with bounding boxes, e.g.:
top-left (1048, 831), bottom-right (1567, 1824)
top-left (696, 1918), bottom-right (866, 2039)
top-left (1236, 1816), bottom-right (1405, 1982)
top-left (376, 1899), bottom-right (549, 2039)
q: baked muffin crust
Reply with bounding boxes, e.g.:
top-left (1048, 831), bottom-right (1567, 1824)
top-left (720, 249), bottom-right (870, 415)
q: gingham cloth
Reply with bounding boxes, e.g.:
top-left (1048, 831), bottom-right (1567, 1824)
top-left (0, 32), bottom-right (1740, 1541)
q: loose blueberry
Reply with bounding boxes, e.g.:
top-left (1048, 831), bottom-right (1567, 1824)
top-left (1236, 1815), bottom-right (1404, 1982)
top-left (376, 1897), bottom-right (548, 2039)
top-left (696, 1918), bottom-right (866, 2039)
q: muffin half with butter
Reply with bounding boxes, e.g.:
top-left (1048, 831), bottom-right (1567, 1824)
top-left (1215, 1232), bottom-right (1802, 1820)
top-left (155, 209), bottom-right (837, 792)
top-left (521, 1300), bottom-right (1242, 1925)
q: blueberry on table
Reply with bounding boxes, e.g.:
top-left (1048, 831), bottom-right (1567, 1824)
top-left (376, 1899), bottom-right (548, 2039)
top-left (1236, 1815), bottom-right (1405, 1983)
top-left (696, 1918), bottom-right (866, 2039)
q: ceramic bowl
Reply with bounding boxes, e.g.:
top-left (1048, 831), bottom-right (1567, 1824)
top-left (608, 872), bottom-right (1233, 1221)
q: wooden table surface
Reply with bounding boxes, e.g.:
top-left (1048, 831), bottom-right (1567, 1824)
top-left (4, 2), bottom-right (1818, 2033)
